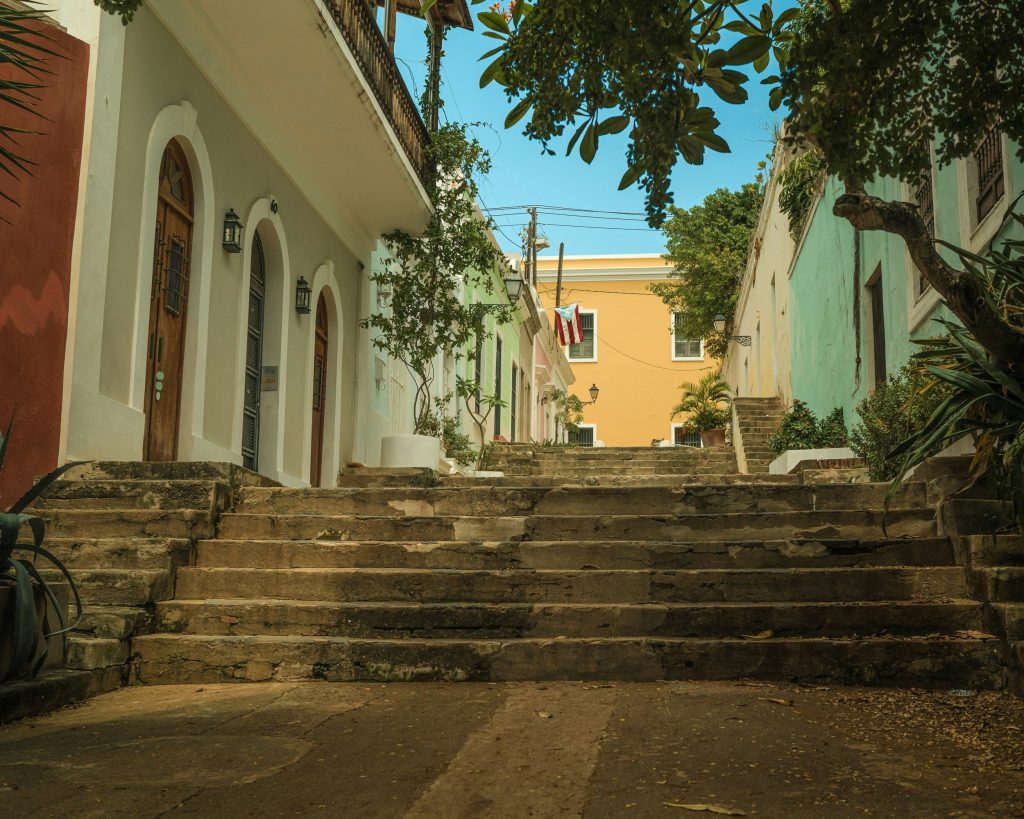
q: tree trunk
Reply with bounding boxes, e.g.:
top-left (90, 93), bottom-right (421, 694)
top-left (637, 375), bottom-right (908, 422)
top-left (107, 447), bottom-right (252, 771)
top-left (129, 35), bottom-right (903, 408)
top-left (832, 185), bottom-right (1024, 365)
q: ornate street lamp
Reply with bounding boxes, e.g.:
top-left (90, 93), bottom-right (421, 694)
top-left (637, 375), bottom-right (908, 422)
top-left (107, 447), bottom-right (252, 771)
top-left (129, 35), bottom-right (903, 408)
top-left (295, 276), bottom-right (312, 315)
top-left (713, 313), bottom-right (752, 347)
top-left (222, 209), bottom-right (244, 253)
top-left (503, 274), bottom-right (525, 304)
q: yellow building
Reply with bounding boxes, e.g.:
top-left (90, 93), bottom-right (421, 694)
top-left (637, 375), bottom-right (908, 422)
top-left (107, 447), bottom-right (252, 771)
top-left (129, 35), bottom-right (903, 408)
top-left (535, 254), bottom-right (717, 447)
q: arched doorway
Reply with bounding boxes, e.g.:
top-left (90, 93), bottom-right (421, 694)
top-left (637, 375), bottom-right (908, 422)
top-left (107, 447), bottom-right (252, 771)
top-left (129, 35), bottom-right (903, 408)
top-left (310, 292), bottom-right (328, 486)
top-left (144, 139), bottom-right (193, 461)
top-left (241, 232), bottom-right (266, 471)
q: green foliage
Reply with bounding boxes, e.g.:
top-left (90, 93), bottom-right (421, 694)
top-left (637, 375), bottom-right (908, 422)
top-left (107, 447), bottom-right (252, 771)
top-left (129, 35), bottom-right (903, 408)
top-left (418, 395), bottom-right (476, 467)
top-left (470, 0), bottom-right (789, 224)
top-left (455, 376), bottom-right (508, 470)
top-left (671, 372), bottom-right (732, 433)
top-left (361, 123), bottom-right (509, 434)
top-left (887, 216), bottom-right (1024, 524)
top-left (782, 0), bottom-right (1024, 189)
top-left (0, 2), bottom-right (60, 206)
top-left (94, 0), bottom-right (145, 23)
top-left (777, 150), bottom-right (825, 241)
top-left (650, 182), bottom-right (764, 359)
top-left (767, 400), bottom-right (848, 454)
top-left (549, 388), bottom-right (584, 442)
top-left (849, 365), bottom-right (952, 481)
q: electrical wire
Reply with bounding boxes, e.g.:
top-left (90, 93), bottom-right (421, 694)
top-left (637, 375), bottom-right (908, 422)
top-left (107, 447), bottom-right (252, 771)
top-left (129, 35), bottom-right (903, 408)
top-left (537, 284), bottom-right (664, 298)
top-left (495, 221), bottom-right (658, 232)
top-left (486, 204), bottom-right (648, 216)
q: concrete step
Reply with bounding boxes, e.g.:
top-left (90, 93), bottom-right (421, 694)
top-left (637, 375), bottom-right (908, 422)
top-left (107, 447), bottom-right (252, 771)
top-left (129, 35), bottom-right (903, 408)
top-left (37, 509), bottom-right (214, 539)
top-left (503, 468), bottom-right (738, 478)
top-left (233, 484), bottom-right (927, 518)
top-left (989, 603), bottom-right (1024, 640)
top-left (173, 566), bottom-right (968, 604)
top-left (43, 537), bottom-right (192, 570)
top-left (42, 568), bottom-right (172, 606)
top-left (964, 533), bottom-right (1024, 567)
top-left (974, 567), bottom-right (1024, 602)
top-left (195, 537), bottom-right (955, 571)
top-left (132, 633), bottom-right (1003, 687)
top-left (75, 606), bottom-right (154, 640)
top-left (67, 636), bottom-right (129, 670)
top-left (441, 475), bottom-right (803, 488)
top-left (155, 599), bottom-right (984, 639)
top-left (216, 509), bottom-right (936, 543)
top-left (62, 460), bottom-right (273, 486)
top-left (36, 479), bottom-right (230, 512)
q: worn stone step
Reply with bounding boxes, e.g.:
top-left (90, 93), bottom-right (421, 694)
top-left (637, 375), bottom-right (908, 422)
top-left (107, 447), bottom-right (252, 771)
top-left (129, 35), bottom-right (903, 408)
top-left (67, 636), bottom-right (129, 670)
top-left (974, 567), bottom-right (1024, 602)
top-left (216, 509), bottom-right (936, 543)
top-left (36, 479), bottom-right (230, 512)
top-left (155, 599), bottom-right (983, 640)
top-left (42, 568), bottom-right (172, 606)
top-left (37, 509), bottom-right (214, 539)
top-left (75, 606), bottom-right (153, 640)
top-left (173, 566), bottom-right (967, 604)
top-left (42, 537), bottom-right (192, 570)
top-left (132, 634), bottom-right (1002, 688)
top-left (989, 604), bottom-right (1024, 641)
top-left (62, 460), bottom-right (273, 486)
top-left (441, 475), bottom-right (803, 488)
top-left (233, 484), bottom-right (927, 518)
top-left (964, 533), bottom-right (1024, 567)
top-left (195, 537), bottom-right (954, 571)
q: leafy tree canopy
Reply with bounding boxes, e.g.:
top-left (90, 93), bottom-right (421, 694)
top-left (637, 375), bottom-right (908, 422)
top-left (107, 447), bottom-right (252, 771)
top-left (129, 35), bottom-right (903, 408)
top-left (650, 182), bottom-right (764, 359)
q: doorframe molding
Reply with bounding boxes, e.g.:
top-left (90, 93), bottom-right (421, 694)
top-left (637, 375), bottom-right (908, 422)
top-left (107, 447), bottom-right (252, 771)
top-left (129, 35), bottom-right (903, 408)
top-left (301, 261), bottom-right (343, 486)
top-left (128, 101), bottom-right (216, 459)
top-left (231, 196), bottom-right (291, 479)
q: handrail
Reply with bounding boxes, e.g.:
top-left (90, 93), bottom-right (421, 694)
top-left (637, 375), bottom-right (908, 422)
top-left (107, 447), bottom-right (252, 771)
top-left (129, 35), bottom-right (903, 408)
top-left (326, 0), bottom-right (431, 189)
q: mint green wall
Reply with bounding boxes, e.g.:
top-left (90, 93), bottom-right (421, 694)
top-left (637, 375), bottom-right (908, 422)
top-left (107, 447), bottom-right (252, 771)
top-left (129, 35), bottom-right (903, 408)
top-left (788, 138), bottom-right (1022, 427)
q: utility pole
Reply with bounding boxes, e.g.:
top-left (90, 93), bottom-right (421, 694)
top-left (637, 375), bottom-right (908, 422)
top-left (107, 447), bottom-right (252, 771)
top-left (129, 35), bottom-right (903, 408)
top-left (528, 207), bottom-right (538, 286)
top-left (555, 242), bottom-right (565, 307)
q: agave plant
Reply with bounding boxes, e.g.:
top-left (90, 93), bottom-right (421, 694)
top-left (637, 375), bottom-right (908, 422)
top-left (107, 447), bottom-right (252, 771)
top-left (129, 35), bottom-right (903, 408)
top-left (671, 372), bottom-right (732, 432)
top-left (0, 421), bottom-right (84, 681)
top-left (888, 202), bottom-right (1024, 528)
top-left (0, 1), bottom-right (59, 206)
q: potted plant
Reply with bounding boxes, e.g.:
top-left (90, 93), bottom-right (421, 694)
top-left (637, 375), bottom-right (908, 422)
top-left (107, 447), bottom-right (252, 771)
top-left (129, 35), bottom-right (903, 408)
top-left (671, 372), bottom-right (733, 447)
top-left (361, 123), bottom-right (510, 469)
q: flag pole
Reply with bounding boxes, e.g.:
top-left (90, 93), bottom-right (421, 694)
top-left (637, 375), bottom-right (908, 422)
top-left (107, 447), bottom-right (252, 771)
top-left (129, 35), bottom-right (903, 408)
top-left (555, 242), bottom-right (565, 308)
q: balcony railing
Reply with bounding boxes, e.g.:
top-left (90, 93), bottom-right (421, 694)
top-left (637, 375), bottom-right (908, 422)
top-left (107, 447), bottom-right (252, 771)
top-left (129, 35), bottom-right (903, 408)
top-left (326, 0), bottom-right (430, 188)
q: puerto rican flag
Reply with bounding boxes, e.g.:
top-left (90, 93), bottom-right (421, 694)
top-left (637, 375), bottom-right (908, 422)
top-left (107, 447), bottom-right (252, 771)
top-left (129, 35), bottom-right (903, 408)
top-left (555, 303), bottom-right (584, 346)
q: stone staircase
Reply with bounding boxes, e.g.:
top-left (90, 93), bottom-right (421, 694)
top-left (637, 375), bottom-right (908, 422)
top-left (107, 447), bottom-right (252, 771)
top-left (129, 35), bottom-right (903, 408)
top-left (732, 397), bottom-right (786, 474)
top-left (32, 462), bottom-right (272, 677)
top-left (119, 450), bottom-right (1003, 688)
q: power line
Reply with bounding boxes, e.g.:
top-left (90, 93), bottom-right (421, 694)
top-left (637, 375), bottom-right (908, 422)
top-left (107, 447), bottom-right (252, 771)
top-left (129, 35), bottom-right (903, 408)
top-left (537, 284), bottom-right (664, 298)
top-left (495, 221), bottom-right (658, 232)
top-left (486, 204), bottom-right (648, 216)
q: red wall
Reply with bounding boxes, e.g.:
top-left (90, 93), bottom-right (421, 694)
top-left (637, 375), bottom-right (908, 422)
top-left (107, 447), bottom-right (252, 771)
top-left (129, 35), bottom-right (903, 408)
top-left (0, 20), bottom-right (89, 507)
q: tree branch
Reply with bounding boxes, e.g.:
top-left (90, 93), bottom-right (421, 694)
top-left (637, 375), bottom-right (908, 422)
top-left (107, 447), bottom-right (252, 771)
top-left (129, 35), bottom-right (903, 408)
top-left (833, 185), bottom-right (1024, 364)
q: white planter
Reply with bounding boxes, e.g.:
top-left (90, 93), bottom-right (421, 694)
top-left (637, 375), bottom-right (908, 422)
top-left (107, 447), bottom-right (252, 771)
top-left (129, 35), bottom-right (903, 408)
top-left (380, 434), bottom-right (442, 470)
top-left (769, 447), bottom-right (857, 475)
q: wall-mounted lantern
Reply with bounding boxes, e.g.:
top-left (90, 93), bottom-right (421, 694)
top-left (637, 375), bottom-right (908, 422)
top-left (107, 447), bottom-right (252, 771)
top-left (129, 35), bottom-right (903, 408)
top-left (503, 274), bottom-right (525, 304)
top-left (295, 276), bottom-right (312, 315)
top-left (377, 279), bottom-right (392, 307)
top-left (222, 209), bottom-right (244, 253)
top-left (713, 313), bottom-right (752, 347)
top-left (588, 383), bottom-right (600, 403)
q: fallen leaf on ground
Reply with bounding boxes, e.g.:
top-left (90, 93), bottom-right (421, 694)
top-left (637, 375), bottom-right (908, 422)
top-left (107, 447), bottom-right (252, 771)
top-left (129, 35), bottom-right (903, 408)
top-left (741, 630), bottom-right (774, 640)
top-left (537, 711), bottom-right (553, 719)
top-left (954, 630), bottom-right (995, 640)
top-left (758, 697), bottom-right (793, 706)
top-left (664, 804), bottom-right (746, 816)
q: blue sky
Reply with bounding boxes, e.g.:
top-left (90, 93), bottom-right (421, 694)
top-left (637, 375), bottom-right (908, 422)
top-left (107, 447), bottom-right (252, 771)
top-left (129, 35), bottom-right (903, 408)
top-left (393, 13), bottom-right (781, 256)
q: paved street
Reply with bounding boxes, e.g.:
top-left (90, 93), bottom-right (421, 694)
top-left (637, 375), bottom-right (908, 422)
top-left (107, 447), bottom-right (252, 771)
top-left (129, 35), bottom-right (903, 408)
top-left (1, 681), bottom-right (1022, 818)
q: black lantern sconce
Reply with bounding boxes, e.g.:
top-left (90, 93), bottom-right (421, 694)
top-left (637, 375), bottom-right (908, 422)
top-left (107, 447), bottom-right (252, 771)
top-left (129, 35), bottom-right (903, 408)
top-left (713, 313), bottom-right (752, 347)
top-left (222, 208), bottom-right (244, 253)
top-left (295, 276), bottom-right (313, 315)
top-left (503, 274), bottom-right (525, 304)
top-left (581, 383), bottom-right (600, 406)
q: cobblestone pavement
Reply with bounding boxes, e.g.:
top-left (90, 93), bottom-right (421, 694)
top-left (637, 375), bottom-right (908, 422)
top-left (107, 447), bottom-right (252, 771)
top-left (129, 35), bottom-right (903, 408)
top-left (1, 681), bottom-right (1022, 818)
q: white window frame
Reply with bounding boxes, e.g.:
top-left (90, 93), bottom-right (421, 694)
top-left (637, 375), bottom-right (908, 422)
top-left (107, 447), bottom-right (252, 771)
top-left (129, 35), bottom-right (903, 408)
top-left (566, 309), bottom-right (598, 363)
top-left (902, 145), bottom-right (944, 332)
top-left (671, 423), bottom-right (703, 448)
top-left (570, 423), bottom-right (597, 447)
top-left (671, 313), bottom-right (705, 361)
top-left (955, 130), bottom-right (1013, 257)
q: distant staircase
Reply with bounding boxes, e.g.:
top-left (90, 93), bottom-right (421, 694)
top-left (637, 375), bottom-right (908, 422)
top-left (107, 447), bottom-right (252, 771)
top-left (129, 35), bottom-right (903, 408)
top-left (732, 396), bottom-right (787, 474)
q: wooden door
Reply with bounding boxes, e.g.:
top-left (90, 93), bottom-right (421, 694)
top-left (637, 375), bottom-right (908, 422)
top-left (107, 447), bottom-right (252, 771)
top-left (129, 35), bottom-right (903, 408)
top-left (144, 140), bottom-right (193, 461)
top-left (241, 233), bottom-right (266, 471)
top-left (310, 293), bottom-right (328, 486)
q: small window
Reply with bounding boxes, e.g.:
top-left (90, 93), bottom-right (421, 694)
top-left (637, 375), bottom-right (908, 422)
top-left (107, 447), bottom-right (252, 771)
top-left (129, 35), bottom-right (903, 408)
top-left (973, 128), bottom-right (1005, 224)
top-left (673, 313), bottom-right (703, 360)
top-left (567, 311), bottom-right (596, 361)
top-left (569, 425), bottom-right (595, 447)
top-left (673, 424), bottom-right (703, 448)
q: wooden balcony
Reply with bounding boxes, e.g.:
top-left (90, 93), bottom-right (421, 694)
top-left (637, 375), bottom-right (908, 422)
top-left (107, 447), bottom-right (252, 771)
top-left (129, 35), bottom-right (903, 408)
top-left (326, 0), bottom-right (430, 188)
